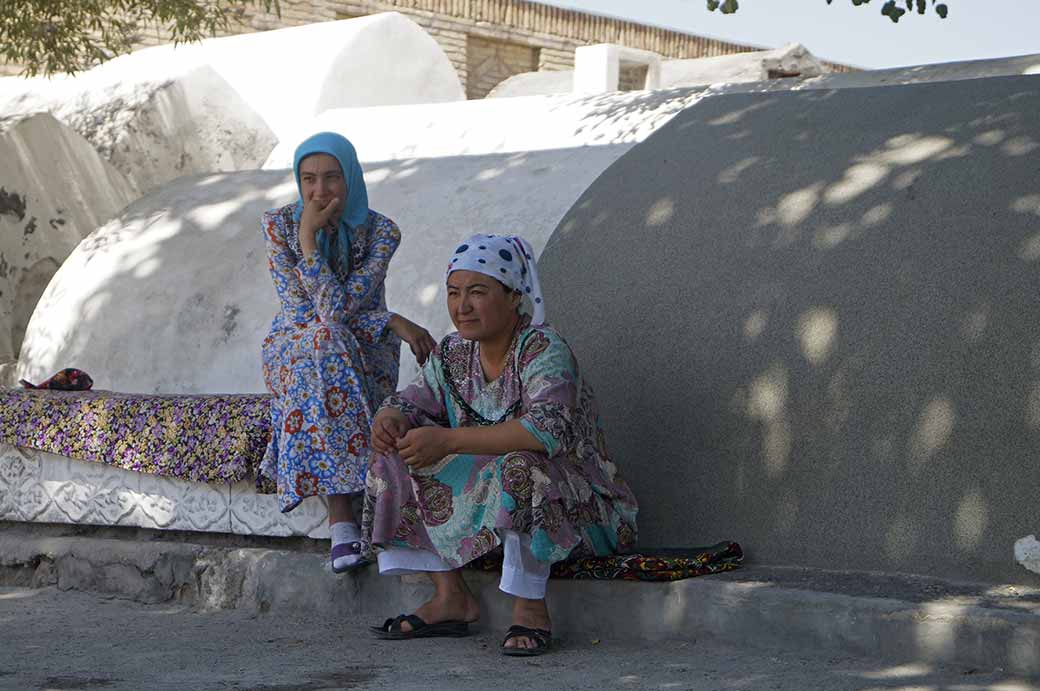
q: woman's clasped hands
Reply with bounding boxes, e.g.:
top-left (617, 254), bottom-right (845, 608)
top-left (371, 408), bottom-right (452, 470)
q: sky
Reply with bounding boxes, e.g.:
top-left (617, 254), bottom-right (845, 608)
top-left (544, 1), bottom-right (1039, 70)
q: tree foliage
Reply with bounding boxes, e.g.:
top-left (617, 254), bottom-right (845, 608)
top-left (707, 0), bottom-right (949, 22)
top-left (0, 1), bottom-right (280, 77)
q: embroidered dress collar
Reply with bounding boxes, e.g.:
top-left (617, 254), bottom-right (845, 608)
top-left (442, 315), bottom-right (532, 426)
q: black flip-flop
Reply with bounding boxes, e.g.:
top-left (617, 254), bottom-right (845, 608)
top-left (371, 614), bottom-right (471, 640)
top-left (500, 625), bottom-right (552, 656)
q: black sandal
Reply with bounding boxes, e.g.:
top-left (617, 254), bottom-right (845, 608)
top-left (371, 614), bottom-right (471, 640)
top-left (501, 625), bottom-right (552, 656)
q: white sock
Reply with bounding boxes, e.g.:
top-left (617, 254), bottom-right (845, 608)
top-left (331, 521), bottom-right (363, 569)
top-left (331, 521), bottom-right (361, 544)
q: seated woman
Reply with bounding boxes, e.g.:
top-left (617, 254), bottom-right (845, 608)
top-left (260, 132), bottom-right (435, 573)
top-left (364, 233), bottom-right (638, 656)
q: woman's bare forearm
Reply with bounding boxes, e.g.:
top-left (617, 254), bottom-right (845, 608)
top-left (445, 419), bottom-right (544, 456)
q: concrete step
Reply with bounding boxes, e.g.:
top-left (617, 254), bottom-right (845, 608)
top-left (2, 521), bottom-right (1038, 678)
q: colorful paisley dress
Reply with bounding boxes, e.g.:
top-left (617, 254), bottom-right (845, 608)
top-left (363, 317), bottom-right (638, 566)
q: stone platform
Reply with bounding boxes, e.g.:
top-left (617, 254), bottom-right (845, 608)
top-left (1, 521), bottom-right (1037, 678)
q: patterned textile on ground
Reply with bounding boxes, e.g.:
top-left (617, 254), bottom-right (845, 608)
top-left (466, 541), bottom-right (743, 581)
top-left (0, 389), bottom-right (273, 488)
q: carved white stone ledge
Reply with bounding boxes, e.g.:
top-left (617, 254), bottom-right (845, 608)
top-left (0, 443), bottom-right (329, 539)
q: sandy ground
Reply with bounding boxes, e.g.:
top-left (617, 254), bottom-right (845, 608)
top-left (0, 586), bottom-right (1034, 691)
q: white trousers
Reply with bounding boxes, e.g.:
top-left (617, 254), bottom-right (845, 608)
top-left (377, 530), bottom-right (551, 600)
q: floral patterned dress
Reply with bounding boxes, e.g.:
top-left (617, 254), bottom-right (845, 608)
top-left (362, 317), bottom-right (638, 566)
top-left (260, 203), bottom-right (401, 512)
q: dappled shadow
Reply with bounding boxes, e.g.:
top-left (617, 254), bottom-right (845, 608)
top-left (540, 73), bottom-right (1040, 592)
top-left (551, 88), bottom-right (714, 148)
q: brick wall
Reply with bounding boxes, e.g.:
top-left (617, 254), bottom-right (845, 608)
top-left (466, 35), bottom-right (538, 98)
top-left (5, 0), bottom-right (829, 91)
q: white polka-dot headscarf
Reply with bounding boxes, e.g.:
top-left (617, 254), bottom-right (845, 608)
top-left (446, 233), bottom-right (545, 325)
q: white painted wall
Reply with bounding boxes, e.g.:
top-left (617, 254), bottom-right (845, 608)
top-left (0, 65), bottom-right (275, 196)
top-left (1016, 536), bottom-right (1040, 576)
top-left (660, 43), bottom-right (824, 87)
top-left (0, 114), bottom-right (137, 366)
top-left (188, 12), bottom-right (465, 139)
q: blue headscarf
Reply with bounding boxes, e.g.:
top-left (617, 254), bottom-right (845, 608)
top-left (292, 132), bottom-right (369, 275)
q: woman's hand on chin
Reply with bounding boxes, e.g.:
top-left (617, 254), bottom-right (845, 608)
top-left (299, 195), bottom-right (340, 256)
top-left (397, 426), bottom-right (454, 470)
top-left (389, 314), bottom-right (437, 365)
top-left (372, 409), bottom-right (410, 455)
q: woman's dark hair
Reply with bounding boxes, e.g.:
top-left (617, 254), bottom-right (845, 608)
top-left (448, 271), bottom-right (517, 296)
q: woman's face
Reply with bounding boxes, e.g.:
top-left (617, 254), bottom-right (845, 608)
top-left (298, 153), bottom-right (347, 213)
top-left (446, 270), bottom-right (520, 342)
